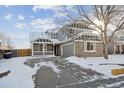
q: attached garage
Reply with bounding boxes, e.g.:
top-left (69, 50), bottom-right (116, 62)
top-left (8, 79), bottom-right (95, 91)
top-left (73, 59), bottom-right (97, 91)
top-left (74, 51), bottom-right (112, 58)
top-left (61, 43), bottom-right (74, 57)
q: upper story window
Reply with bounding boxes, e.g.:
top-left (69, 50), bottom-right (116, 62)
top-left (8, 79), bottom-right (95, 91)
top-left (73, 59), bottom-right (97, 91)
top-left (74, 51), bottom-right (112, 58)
top-left (68, 23), bottom-right (89, 30)
top-left (69, 29), bottom-right (74, 35)
top-left (51, 33), bottom-right (57, 38)
top-left (76, 35), bottom-right (99, 41)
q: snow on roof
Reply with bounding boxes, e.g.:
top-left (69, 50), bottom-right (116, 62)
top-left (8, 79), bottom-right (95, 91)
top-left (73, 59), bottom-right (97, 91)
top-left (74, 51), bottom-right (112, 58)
top-left (30, 32), bottom-right (60, 43)
top-left (30, 32), bottom-right (49, 41)
top-left (77, 30), bottom-right (99, 36)
top-left (51, 39), bottom-right (60, 43)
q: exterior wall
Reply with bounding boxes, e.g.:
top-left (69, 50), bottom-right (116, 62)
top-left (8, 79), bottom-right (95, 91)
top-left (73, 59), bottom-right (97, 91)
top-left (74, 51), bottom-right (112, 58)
top-left (56, 31), bottom-right (66, 41)
top-left (75, 41), bottom-right (103, 57)
top-left (61, 39), bottom-right (73, 45)
top-left (57, 44), bottom-right (61, 56)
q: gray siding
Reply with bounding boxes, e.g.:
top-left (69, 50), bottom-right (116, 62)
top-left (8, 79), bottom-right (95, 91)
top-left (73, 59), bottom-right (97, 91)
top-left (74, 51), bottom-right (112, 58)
top-left (56, 31), bottom-right (66, 41)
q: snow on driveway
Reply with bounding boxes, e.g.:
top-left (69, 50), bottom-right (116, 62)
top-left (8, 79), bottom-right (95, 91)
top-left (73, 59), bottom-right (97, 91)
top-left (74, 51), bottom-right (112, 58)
top-left (0, 57), bottom-right (38, 88)
top-left (36, 61), bottom-right (61, 74)
top-left (66, 55), bottom-right (124, 78)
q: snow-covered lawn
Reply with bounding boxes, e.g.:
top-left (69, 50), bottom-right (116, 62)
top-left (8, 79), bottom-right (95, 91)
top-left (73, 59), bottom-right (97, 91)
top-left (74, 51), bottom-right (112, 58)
top-left (66, 55), bottom-right (124, 78)
top-left (0, 55), bottom-right (60, 88)
top-left (0, 57), bottom-right (38, 88)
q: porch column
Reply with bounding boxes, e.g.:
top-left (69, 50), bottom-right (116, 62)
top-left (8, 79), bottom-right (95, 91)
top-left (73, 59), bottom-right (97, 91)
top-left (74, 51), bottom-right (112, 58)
top-left (31, 43), bottom-right (34, 56)
top-left (120, 44), bottom-right (121, 54)
top-left (53, 44), bottom-right (54, 55)
top-left (38, 44), bottom-right (39, 52)
top-left (56, 45), bottom-right (57, 56)
top-left (74, 39), bottom-right (75, 56)
top-left (113, 44), bottom-right (115, 55)
top-left (43, 43), bottom-right (45, 56)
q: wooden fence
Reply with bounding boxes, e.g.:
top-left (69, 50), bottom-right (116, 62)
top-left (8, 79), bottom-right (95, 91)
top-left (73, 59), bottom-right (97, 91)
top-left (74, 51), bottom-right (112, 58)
top-left (12, 49), bottom-right (31, 57)
top-left (0, 49), bottom-right (32, 58)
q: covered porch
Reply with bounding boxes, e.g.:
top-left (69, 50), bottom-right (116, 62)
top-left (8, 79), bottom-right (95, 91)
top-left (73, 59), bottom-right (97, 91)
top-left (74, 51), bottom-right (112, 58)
top-left (31, 39), bottom-right (59, 56)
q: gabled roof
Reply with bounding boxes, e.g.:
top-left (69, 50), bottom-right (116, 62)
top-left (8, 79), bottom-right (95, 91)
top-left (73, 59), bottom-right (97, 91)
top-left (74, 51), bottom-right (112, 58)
top-left (30, 32), bottom-right (60, 44)
top-left (30, 32), bottom-right (49, 41)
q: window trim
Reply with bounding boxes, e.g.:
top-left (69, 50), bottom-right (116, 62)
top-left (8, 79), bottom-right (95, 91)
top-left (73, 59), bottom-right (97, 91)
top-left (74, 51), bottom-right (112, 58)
top-left (51, 33), bottom-right (57, 38)
top-left (84, 41), bottom-right (96, 52)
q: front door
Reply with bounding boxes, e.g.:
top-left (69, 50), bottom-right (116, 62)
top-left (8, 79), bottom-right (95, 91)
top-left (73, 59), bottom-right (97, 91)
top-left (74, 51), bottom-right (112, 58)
top-left (116, 45), bottom-right (120, 54)
top-left (122, 45), bottom-right (124, 54)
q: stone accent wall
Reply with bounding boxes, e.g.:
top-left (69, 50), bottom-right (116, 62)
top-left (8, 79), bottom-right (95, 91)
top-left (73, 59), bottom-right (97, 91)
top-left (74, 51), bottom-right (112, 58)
top-left (75, 41), bottom-right (103, 57)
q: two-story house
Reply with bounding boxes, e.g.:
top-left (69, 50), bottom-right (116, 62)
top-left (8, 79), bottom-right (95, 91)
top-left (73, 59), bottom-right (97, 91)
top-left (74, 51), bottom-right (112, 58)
top-left (30, 21), bottom-right (103, 57)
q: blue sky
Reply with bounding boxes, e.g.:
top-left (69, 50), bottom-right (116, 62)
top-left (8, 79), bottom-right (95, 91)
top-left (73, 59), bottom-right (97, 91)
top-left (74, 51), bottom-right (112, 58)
top-left (0, 5), bottom-right (88, 49)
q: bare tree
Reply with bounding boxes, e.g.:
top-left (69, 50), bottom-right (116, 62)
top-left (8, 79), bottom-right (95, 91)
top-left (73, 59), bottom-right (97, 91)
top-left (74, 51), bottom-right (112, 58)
top-left (0, 31), bottom-right (13, 50)
top-left (65, 5), bottom-right (124, 59)
top-left (6, 38), bottom-right (13, 50)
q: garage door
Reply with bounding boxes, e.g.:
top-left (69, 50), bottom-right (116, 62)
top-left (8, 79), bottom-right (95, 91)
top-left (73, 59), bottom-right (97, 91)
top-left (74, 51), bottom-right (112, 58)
top-left (62, 44), bottom-right (74, 57)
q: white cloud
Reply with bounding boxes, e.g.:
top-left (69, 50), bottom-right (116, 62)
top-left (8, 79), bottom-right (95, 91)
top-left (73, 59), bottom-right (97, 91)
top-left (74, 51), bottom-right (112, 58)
top-left (32, 5), bottom-right (75, 18)
top-left (4, 5), bottom-right (12, 8)
top-left (15, 22), bottom-right (26, 29)
top-left (17, 15), bottom-right (24, 20)
top-left (32, 5), bottom-right (58, 12)
top-left (54, 11), bottom-right (68, 18)
top-left (30, 18), bottom-right (59, 31)
top-left (4, 14), bottom-right (12, 20)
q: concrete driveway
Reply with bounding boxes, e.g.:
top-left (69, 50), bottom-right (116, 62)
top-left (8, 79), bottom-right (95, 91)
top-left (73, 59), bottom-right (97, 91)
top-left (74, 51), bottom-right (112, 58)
top-left (25, 56), bottom-right (124, 88)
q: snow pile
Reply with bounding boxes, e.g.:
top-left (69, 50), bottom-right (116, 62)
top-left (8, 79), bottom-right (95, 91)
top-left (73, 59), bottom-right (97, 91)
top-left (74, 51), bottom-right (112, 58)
top-left (36, 61), bottom-right (61, 74)
top-left (66, 55), bottom-right (124, 78)
top-left (0, 57), bottom-right (38, 88)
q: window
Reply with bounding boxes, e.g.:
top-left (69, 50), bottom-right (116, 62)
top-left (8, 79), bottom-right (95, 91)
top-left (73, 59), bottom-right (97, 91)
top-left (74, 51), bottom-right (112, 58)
top-left (87, 42), bottom-right (93, 50)
top-left (74, 23), bottom-right (76, 27)
top-left (84, 42), bottom-right (96, 52)
top-left (76, 24), bottom-right (78, 28)
top-left (70, 29), bottom-right (74, 35)
top-left (47, 44), bottom-right (53, 51)
top-left (33, 44), bottom-right (38, 51)
top-left (52, 33), bottom-right (57, 37)
top-left (39, 44), bottom-right (43, 51)
top-left (51, 33), bottom-right (57, 38)
top-left (79, 24), bottom-right (82, 28)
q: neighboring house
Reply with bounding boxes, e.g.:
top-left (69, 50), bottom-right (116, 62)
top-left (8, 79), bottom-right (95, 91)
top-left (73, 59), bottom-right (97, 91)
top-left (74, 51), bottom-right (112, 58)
top-left (108, 31), bottom-right (124, 54)
top-left (30, 21), bottom-right (103, 57)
